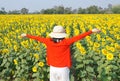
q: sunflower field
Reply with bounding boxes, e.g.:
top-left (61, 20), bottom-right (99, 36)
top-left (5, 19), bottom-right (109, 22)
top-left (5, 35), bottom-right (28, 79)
top-left (0, 14), bottom-right (120, 81)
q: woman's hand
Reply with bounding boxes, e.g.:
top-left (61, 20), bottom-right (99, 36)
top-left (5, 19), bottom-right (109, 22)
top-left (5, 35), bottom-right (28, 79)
top-left (21, 33), bottom-right (27, 38)
top-left (92, 28), bottom-right (101, 33)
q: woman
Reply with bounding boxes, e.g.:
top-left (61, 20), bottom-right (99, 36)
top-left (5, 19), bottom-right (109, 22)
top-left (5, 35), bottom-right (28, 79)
top-left (21, 25), bottom-right (101, 81)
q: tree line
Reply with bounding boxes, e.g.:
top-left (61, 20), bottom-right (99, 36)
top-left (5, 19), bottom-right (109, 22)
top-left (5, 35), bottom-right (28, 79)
top-left (0, 4), bottom-right (120, 14)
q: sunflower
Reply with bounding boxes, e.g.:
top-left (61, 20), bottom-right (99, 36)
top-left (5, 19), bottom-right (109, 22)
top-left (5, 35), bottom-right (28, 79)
top-left (94, 42), bottom-right (100, 48)
top-left (33, 54), bottom-right (39, 59)
top-left (110, 47), bottom-right (115, 52)
top-left (32, 66), bottom-right (37, 72)
top-left (106, 53), bottom-right (114, 60)
top-left (13, 59), bottom-right (18, 65)
top-left (38, 62), bottom-right (44, 67)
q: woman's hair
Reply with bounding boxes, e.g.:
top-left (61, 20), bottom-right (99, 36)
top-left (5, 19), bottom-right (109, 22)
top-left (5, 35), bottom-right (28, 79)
top-left (52, 38), bottom-right (65, 43)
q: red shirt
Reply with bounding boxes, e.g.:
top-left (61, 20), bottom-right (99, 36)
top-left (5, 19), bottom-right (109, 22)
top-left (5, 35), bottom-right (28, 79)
top-left (26, 31), bottom-right (92, 68)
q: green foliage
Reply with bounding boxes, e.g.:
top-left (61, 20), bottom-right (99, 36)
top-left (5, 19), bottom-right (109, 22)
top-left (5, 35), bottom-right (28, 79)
top-left (112, 5), bottom-right (120, 13)
top-left (0, 41), bottom-right (49, 81)
top-left (1, 4), bottom-right (120, 14)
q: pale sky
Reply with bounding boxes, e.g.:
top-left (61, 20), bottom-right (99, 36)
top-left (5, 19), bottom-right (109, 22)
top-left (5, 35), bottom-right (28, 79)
top-left (0, 0), bottom-right (120, 12)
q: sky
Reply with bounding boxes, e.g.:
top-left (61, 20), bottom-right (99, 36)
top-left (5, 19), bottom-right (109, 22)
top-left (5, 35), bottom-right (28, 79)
top-left (0, 0), bottom-right (120, 12)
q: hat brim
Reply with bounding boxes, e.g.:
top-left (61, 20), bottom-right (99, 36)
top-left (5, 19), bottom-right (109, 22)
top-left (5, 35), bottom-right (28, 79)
top-left (49, 32), bottom-right (67, 38)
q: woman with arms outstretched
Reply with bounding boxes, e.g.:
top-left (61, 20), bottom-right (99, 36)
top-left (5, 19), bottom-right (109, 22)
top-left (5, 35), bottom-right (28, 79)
top-left (21, 25), bottom-right (101, 81)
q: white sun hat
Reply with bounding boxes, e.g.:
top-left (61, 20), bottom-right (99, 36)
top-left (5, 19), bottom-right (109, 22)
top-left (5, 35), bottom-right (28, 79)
top-left (49, 26), bottom-right (67, 38)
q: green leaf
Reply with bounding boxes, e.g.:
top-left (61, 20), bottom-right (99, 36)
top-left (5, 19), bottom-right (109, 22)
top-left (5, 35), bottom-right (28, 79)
top-left (93, 56), bottom-right (100, 61)
top-left (33, 78), bottom-right (41, 81)
top-left (89, 73), bottom-right (96, 77)
top-left (5, 62), bottom-right (10, 67)
top-left (82, 78), bottom-right (86, 81)
top-left (86, 66), bottom-right (94, 72)
top-left (83, 60), bottom-right (90, 64)
top-left (76, 64), bottom-right (84, 69)
top-left (113, 65), bottom-right (118, 70)
top-left (107, 76), bottom-right (112, 80)
top-left (16, 66), bottom-right (21, 70)
top-left (81, 71), bottom-right (87, 77)
top-left (70, 74), bottom-right (74, 81)
top-left (1, 59), bottom-right (7, 66)
top-left (8, 56), bottom-right (13, 61)
top-left (97, 60), bottom-right (104, 65)
top-left (32, 72), bottom-right (39, 78)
